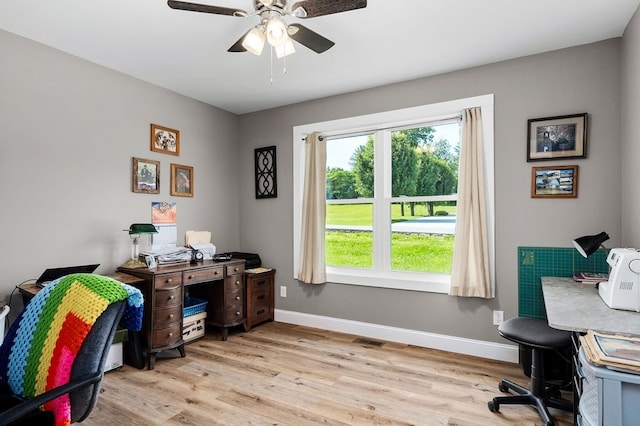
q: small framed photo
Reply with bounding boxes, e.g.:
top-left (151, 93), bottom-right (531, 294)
top-left (531, 165), bottom-right (578, 198)
top-left (151, 123), bottom-right (180, 156)
top-left (132, 157), bottom-right (160, 194)
top-left (144, 255), bottom-right (157, 268)
top-left (527, 113), bottom-right (587, 161)
top-left (170, 163), bottom-right (193, 197)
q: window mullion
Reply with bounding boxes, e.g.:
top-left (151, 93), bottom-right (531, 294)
top-left (372, 130), bottom-right (391, 272)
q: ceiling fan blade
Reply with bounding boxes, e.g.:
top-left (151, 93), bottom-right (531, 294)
top-left (167, 0), bottom-right (246, 16)
top-left (227, 30), bottom-right (249, 52)
top-left (288, 24), bottom-right (334, 53)
top-left (291, 0), bottom-right (366, 18)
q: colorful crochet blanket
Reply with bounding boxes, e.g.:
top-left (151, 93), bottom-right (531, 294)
top-left (0, 273), bottom-right (143, 426)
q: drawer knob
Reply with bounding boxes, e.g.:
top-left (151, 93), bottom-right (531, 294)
top-left (235, 296), bottom-right (240, 301)
top-left (169, 295), bottom-right (175, 300)
top-left (235, 311), bottom-right (240, 316)
top-left (168, 332), bottom-right (173, 337)
top-left (234, 267), bottom-right (239, 272)
top-left (169, 314), bottom-right (174, 319)
top-left (188, 275), bottom-right (194, 279)
top-left (166, 278), bottom-right (173, 283)
top-left (215, 270), bottom-right (220, 275)
top-left (235, 280), bottom-right (240, 286)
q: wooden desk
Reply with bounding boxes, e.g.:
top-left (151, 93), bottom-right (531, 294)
top-left (118, 259), bottom-right (245, 370)
top-left (17, 272), bottom-right (145, 304)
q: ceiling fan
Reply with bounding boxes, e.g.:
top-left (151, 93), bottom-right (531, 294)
top-left (167, 0), bottom-right (367, 58)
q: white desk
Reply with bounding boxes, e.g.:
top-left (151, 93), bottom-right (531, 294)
top-left (541, 276), bottom-right (640, 336)
top-left (542, 276), bottom-right (640, 425)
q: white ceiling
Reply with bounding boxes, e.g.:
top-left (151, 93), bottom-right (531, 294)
top-left (1, 0), bottom-right (639, 114)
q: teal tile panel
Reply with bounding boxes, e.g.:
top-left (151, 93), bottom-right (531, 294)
top-left (517, 246), bottom-right (608, 319)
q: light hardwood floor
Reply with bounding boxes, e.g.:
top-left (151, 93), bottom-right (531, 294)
top-left (84, 322), bottom-right (573, 425)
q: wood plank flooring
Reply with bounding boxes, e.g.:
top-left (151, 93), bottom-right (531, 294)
top-left (83, 322), bottom-right (573, 425)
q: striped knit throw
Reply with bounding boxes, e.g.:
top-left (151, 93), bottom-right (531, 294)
top-left (0, 273), bottom-right (143, 426)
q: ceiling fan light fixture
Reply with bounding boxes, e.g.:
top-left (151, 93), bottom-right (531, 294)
top-left (266, 16), bottom-right (288, 47)
top-left (275, 38), bottom-right (295, 58)
top-left (242, 27), bottom-right (266, 55)
top-left (291, 6), bottom-right (307, 18)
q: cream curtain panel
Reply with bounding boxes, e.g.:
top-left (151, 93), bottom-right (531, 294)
top-left (449, 107), bottom-right (493, 298)
top-left (297, 132), bottom-right (327, 284)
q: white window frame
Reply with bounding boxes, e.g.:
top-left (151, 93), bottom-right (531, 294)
top-left (293, 94), bottom-right (495, 293)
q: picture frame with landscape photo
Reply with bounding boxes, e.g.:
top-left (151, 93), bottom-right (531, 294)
top-left (527, 113), bottom-right (587, 161)
top-left (531, 165), bottom-right (578, 198)
top-left (170, 163), bottom-right (193, 197)
top-left (132, 157), bottom-right (160, 194)
top-left (150, 123), bottom-right (180, 156)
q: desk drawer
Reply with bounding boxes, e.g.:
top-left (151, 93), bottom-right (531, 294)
top-left (154, 305), bottom-right (181, 327)
top-left (184, 267), bottom-right (223, 285)
top-left (226, 263), bottom-right (244, 276)
top-left (152, 323), bottom-right (182, 347)
top-left (224, 275), bottom-right (244, 292)
top-left (155, 286), bottom-right (181, 308)
top-left (250, 289), bottom-right (272, 310)
top-left (155, 273), bottom-right (183, 288)
top-left (224, 303), bottom-right (244, 323)
top-left (250, 305), bottom-right (272, 325)
top-left (225, 288), bottom-right (243, 306)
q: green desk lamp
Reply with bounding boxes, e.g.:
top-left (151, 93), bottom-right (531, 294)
top-left (121, 223), bottom-right (158, 269)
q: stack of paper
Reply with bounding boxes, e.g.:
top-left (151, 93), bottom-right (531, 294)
top-left (186, 230), bottom-right (211, 245)
top-left (580, 330), bottom-right (640, 372)
top-left (245, 267), bottom-right (272, 274)
top-left (143, 246), bottom-right (191, 265)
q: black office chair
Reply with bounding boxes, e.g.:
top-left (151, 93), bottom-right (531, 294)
top-left (0, 273), bottom-right (142, 425)
top-left (488, 316), bottom-right (573, 426)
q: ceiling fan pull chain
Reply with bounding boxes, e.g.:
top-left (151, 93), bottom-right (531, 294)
top-left (282, 51), bottom-right (287, 75)
top-left (270, 46), bottom-right (274, 85)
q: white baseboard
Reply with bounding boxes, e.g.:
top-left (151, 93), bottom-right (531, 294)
top-left (274, 309), bottom-right (519, 363)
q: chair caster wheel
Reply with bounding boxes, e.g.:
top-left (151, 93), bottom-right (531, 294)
top-left (498, 382), bottom-right (509, 392)
top-left (488, 400), bottom-right (499, 412)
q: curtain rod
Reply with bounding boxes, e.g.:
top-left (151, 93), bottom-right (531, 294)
top-left (300, 113), bottom-right (463, 141)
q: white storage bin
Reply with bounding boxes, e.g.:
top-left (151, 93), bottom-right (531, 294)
top-left (578, 347), bottom-right (640, 425)
top-left (104, 342), bottom-right (123, 372)
top-left (182, 312), bottom-right (207, 343)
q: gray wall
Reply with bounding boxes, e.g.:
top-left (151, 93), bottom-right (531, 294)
top-left (238, 39), bottom-right (623, 344)
top-left (0, 24), bottom-right (632, 346)
top-left (0, 30), bottom-right (242, 299)
top-left (622, 8), bottom-right (640, 245)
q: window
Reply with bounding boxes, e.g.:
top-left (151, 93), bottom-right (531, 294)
top-left (293, 95), bottom-right (494, 293)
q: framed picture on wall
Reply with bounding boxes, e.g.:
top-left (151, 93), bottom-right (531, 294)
top-left (151, 123), bottom-right (180, 156)
top-left (132, 157), bottom-right (160, 194)
top-left (527, 113), bottom-right (587, 161)
top-left (531, 165), bottom-right (578, 198)
top-left (170, 163), bottom-right (193, 197)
